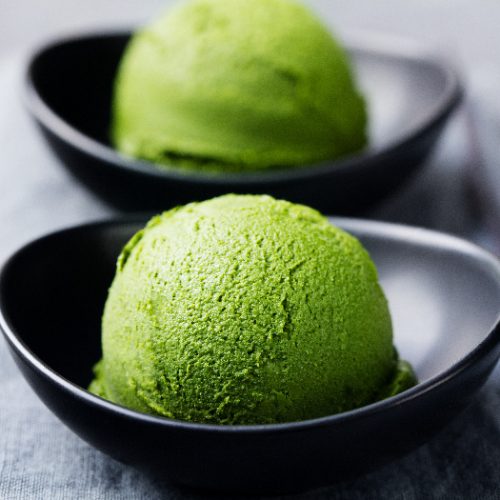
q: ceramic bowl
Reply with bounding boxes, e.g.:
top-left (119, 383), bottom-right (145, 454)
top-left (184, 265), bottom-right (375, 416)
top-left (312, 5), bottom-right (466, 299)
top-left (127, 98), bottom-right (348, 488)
top-left (24, 32), bottom-right (462, 213)
top-left (1, 218), bottom-right (499, 494)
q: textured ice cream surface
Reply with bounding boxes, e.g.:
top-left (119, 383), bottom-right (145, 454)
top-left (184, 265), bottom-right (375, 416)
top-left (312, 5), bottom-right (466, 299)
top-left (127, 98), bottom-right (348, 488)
top-left (112, 0), bottom-right (367, 173)
top-left (90, 195), bottom-right (415, 424)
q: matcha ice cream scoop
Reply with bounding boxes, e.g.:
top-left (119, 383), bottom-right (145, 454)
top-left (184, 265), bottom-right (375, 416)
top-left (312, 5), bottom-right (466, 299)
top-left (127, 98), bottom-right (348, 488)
top-left (112, 0), bottom-right (367, 173)
top-left (90, 195), bottom-right (415, 424)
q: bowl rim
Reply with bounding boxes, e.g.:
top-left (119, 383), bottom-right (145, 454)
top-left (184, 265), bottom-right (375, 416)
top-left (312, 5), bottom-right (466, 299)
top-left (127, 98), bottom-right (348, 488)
top-left (23, 29), bottom-right (463, 185)
top-left (1, 217), bottom-right (499, 434)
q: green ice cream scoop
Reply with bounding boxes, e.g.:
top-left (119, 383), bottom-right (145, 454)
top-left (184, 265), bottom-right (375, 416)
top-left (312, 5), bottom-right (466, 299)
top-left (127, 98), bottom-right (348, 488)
top-left (90, 195), bottom-right (415, 424)
top-left (111, 0), bottom-right (367, 173)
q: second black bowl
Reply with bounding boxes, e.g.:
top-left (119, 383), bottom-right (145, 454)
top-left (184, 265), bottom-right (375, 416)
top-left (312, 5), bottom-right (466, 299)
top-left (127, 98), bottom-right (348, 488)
top-left (25, 32), bottom-right (462, 213)
top-left (1, 219), bottom-right (499, 494)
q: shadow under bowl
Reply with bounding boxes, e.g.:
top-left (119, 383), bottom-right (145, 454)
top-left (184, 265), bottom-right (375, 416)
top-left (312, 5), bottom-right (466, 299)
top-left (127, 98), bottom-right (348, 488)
top-left (24, 32), bottom-right (462, 214)
top-left (1, 218), bottom-right (499, 494)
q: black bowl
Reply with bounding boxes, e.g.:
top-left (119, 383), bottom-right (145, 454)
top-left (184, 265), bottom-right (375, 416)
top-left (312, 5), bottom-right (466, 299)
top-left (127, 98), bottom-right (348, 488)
top-left (25, 32), bottom-right (462, 214)
top-left (1, 218), bottom-right (499, 494)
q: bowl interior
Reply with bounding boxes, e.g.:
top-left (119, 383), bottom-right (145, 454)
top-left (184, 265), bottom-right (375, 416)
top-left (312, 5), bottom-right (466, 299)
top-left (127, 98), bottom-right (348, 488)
top-left (28, 33), bottom-right (455, 166)
top-left (28, 34), bottom-right (126, 149)
top-left (351, 44), bottom-right (451, 152)
top-left (1, 219), bottom-right (499, 392)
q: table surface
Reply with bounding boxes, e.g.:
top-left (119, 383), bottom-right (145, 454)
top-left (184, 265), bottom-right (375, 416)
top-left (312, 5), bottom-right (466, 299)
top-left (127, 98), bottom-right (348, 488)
top-left (1, 1), bottom-right (500, 498)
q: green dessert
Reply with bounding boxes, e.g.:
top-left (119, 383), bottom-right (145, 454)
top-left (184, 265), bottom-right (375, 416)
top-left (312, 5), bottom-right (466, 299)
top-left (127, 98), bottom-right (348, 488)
top-left (112, 0), bottom-right (367, 173)
top-left (90, 195), bottom-right (415, 424)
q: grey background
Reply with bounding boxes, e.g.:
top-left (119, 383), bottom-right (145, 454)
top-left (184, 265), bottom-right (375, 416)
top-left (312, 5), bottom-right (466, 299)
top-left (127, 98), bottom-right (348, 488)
top-left (1, 1), bottom-right (500, 498)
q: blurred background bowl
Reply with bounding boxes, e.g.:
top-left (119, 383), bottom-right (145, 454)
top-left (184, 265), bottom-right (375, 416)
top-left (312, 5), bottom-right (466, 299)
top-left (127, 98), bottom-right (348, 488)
top-left (1, 218), bottom-right (499, 494)
top-left (24, 32), bottom-right (462, 214)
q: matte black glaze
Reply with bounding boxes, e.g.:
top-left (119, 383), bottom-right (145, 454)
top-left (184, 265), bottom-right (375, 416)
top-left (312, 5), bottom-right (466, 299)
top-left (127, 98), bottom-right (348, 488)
top-left (24, 33), bottom-right (462, 214)
top-left (1, 219), bottom-right (499, 494)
